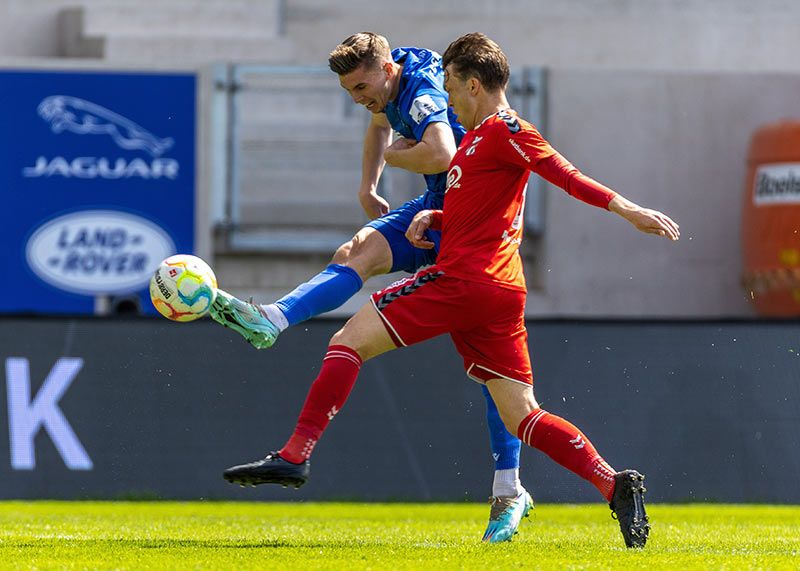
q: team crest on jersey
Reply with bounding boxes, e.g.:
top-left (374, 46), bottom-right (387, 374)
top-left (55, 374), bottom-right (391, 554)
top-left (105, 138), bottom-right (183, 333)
top-left (498, 110), bottom-right (520, 134)
top-left (466, 136), bottom-right (482, 156)
top-left (446, 165), bottom-right (462, 192)
top-left (410, 94), bottom-right (441, 124)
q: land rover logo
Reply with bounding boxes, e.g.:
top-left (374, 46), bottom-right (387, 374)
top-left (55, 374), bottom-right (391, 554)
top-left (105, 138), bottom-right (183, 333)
top-left (25, 210), bottom-right (175, 295)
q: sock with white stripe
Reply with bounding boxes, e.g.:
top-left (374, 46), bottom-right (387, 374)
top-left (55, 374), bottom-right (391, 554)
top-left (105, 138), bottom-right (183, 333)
top-left (517, 408), bottom-right (617, 501)
top-left (279, 345), bottom-right (362, 464)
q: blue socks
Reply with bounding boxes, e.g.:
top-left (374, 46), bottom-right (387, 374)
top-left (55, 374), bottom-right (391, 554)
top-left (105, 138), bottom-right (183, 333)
top-left (481, 384), bottom-right (522, 471)
top-left (274, 264), bottom-right (363, 327)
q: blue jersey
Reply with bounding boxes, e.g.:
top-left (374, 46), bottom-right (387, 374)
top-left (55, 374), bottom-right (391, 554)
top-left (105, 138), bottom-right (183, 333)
top-left (383, 47), bottom-right (466, 198)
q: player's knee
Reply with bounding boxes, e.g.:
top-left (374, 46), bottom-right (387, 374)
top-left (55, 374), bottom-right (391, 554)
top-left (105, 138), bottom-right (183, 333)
top-left (332, 233), bottom-right (370, 265)
top-left (331, 231), bottom-right (388, 280)
top-left (331, 240), bottom-right (354, 264)
top-left (329, 327), bottom-right (364, 358)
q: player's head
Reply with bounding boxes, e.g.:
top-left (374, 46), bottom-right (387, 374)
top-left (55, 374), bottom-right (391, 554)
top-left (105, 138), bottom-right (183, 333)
top-left (329, 32), bottom-right (398, 113)
top-left (442, 33), bottom-right (510, 129)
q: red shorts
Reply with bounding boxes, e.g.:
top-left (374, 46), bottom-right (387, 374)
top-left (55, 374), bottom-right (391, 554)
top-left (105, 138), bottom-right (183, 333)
top-left (370, 268), bottom-right (533, 386)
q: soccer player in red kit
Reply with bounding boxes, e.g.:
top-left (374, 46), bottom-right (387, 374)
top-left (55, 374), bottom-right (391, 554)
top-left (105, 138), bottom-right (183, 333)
top-left (224, 33), bottom-right (680, 548)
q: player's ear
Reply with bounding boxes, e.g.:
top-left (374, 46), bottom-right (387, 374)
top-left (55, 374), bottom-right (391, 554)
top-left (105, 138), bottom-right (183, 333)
top-left (468, 77), bottom-right (480, 95)
top-left (383, 61), bottom-right (393, 76)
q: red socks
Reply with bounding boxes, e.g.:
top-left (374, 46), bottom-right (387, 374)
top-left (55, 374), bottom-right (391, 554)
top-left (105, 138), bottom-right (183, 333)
top-left (517, 409), bottom-right (617, 501)
top-left (279, 345), bottom-right (362, 464)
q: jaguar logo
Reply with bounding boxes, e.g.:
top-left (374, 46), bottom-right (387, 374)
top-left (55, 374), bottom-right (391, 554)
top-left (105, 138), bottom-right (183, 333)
top-left (37, 95), bottom-right (174, 157)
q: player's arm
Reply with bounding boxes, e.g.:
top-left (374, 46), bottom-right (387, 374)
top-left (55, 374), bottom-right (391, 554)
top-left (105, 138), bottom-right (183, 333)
top-left (405, 209), bottom-right (443, 249)
top-left (359, 112), bottom-right (394, 219)
top-left (499, 123), bottom-right (680, 240)
top-left (383, 121), bottom-right (456, 174)
top-left (534, 153), bottom-right (680, 240)
top-left (607, 194), bottom-right (681, 240)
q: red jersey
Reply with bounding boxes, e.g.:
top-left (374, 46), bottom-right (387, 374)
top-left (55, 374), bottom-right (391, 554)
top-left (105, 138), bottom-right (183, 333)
top-left (432, 109), bottom-right (616, 291)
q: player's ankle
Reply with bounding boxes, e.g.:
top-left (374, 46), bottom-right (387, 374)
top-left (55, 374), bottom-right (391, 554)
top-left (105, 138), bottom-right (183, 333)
top-left (261, 303), bottom-right (289, 331)
top-left (279, 433), bottom-right (316, 464)
top-left (493, 467), bottom-right (523, 497)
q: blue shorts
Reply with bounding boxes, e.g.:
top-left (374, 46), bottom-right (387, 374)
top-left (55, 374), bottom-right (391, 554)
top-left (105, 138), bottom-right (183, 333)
top-left (366, 192), bottom-right (443, 274)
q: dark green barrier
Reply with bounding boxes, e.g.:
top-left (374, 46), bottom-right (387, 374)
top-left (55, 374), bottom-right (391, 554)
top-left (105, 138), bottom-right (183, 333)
top-left (1, 317), bottom-right (798, 502)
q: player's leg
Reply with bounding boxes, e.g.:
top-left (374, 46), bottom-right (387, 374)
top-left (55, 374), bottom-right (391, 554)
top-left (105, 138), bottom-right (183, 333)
top-left (478, 384), bottom-right (529, 543)
top-left (209, 225), bottom-right (391, 349)
top-left (222, 299), bottom-right (396, 488)
top-left (223, 268), bottom-right (451, 488)
top-left (484, 376), bottom-right (650, 548)
top-left (209, 196), bottom-right (436, 350)
top-left (445, 284), bottom-right (535, 543)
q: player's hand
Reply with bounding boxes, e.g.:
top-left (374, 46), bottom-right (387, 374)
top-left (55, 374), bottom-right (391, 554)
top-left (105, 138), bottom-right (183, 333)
top-left (359, 191), bottom-right (390, 220)
top-left (406, 210), bottom-right (436, 249)
top-left (609, 196), bottom-right (680, 241)
top-left (384, 137), bottom-right (417, 167)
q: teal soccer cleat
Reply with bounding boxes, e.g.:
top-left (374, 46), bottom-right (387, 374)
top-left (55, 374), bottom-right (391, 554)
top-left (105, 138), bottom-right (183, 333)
top-left (209, 289), bottom-right (280, 349)
top-left (481, 490), bottom-right (534, 543)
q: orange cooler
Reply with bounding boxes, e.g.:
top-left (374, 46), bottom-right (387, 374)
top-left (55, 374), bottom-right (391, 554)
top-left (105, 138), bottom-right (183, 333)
top-left (742, 121), bottom-right (800, 316)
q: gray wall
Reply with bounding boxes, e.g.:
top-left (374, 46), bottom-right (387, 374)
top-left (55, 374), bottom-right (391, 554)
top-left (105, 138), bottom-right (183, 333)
top-left (287, 0), bottom-right (800, 72)
top-left (216, 68), bottom-right (800, 319)
top-left (524, 69), bottom-right (800, 318)
top-left (3, 1), bottom-right (800, 72)
top-left (1, 317), bottom-right (798, 503)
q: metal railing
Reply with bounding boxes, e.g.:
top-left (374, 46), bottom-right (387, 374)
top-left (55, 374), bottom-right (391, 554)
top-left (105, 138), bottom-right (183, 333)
top-left (213, 65), bottom-right (548, 252)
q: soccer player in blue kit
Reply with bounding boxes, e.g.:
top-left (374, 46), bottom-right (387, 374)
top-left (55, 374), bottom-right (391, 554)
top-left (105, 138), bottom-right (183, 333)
top-left (210, 32), bottom-right (531, 542)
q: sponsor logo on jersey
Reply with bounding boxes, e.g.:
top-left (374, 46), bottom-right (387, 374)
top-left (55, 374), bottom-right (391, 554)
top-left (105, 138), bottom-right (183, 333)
top-left (410, 94), bottom-right (441, 124)
top-left (23, 95), bottom-right (180, 180)
top-left (754, 163), bottom-right (800, 204)
top-left (508, 138), bottom-right (531, 163)
top-left (446, 165), bottom-right (462, 192)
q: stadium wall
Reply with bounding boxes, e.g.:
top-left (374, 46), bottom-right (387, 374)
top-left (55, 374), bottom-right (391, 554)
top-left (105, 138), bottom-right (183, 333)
top-left (2, 1), bottom-right (800, 73)
top-left (1, 317), bottom-right (798, 503)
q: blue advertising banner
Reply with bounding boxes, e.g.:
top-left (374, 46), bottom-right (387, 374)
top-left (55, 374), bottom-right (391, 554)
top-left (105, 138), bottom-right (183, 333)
top-left (0, 69), bottom-right (196, 315)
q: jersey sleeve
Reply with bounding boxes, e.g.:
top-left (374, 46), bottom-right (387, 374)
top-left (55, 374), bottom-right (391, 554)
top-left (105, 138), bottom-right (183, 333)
top-left (533, 153), bottom-right (617, 209)
top-left (496, 118), bottom-right (616, 210)
top-left (428, 209), bottom-right (443, 231)
top-left (495, 118), bottom-right (557, 169)
top-left (404, 84), bottom-right (451, 141)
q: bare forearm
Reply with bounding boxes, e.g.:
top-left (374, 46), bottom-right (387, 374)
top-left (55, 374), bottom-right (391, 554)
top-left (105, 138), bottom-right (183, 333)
top-left (608, 195), bottom-right (681, 240)
top-left (384, 140), bottom-right (452, 174)
top-left (360, 124), bottom-right (392, 194)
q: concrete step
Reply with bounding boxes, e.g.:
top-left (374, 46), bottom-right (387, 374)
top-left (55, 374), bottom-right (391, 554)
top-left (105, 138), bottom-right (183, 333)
top-left (234, 70), bottom-right (364, 122)
top-left (59, 5), bottom-right (293, 63)
top-left (65, 0), bottom-right (283, 38)
top-left (236, 197), bottom-right (364, 227)
top-left (101, 34), bottom-right (294, 63)
top-left (239, 139), bottom-right (362, 169)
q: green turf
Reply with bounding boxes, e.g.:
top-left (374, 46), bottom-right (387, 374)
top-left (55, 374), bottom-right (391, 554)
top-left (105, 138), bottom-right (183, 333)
top-left (0, 502), bottom-right (798, 569)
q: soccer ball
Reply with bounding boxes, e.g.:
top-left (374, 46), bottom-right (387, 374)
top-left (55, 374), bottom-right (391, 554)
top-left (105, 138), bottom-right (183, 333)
top-left (150, 254), bottom-right (218, 322)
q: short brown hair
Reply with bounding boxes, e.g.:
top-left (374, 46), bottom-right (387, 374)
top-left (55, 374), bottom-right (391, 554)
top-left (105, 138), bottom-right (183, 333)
top-left (328, 32), bottom-right (392, 75)
top-left (442, 33), bottom-right (509, 92)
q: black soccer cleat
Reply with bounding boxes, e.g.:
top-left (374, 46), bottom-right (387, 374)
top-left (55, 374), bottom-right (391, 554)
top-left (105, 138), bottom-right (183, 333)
top-left (609, 469), bottom-right (650, 548)
top-left (223, 452), bottom-right (310, 489)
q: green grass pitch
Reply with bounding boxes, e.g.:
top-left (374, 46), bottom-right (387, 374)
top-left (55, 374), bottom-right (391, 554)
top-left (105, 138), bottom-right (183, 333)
top-left (0, 502), bottom-right (798, 569)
